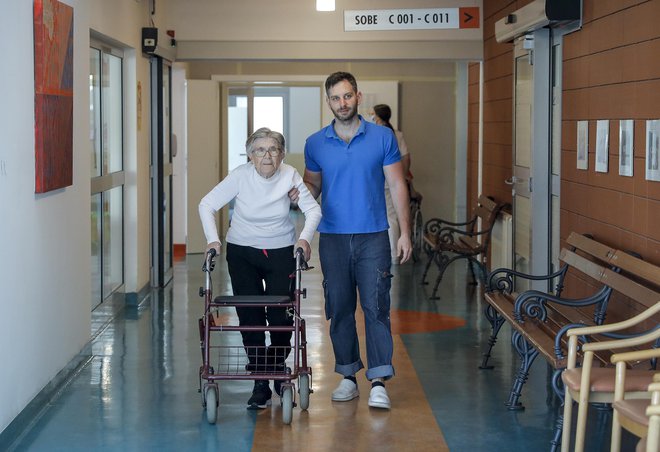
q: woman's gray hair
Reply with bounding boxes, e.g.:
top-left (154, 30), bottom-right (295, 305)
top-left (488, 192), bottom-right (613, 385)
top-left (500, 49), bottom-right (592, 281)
top-left (245, 127), bottom-right (286, 155)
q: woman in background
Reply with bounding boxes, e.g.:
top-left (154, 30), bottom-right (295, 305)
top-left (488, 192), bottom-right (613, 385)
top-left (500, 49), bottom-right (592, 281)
top-left (370, 104), bottom-right (411, 265)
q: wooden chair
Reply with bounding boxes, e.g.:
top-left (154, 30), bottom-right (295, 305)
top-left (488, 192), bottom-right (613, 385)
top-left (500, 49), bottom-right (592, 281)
top-left (560, 302), bottom-right (660, 452)
top-left (646, 377), bottom-right (660, 452)
top-left (610, 354), bottom-right (660, 451)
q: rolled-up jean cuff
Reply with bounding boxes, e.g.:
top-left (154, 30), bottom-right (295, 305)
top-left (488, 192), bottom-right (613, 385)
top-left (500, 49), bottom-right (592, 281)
top-left (366, 365), bottom-right (394, 381)
top-left (335, 360), bottom-right (364, 377)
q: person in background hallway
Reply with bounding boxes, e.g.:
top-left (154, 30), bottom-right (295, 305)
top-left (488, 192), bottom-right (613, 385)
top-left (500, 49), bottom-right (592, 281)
top-left (198, 127), bottom-right (321, 410)
top-left (303, 71), bottom-right (411, 410)
top-left (368, 104), bottom-right (411, 265)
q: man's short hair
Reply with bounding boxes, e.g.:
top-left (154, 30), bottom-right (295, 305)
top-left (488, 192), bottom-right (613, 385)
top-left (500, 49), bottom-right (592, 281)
top-left (325, 71), bottom-right (358, 95)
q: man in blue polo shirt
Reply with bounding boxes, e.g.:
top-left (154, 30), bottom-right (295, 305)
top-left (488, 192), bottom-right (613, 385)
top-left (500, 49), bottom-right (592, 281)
top-left (303, 71), bottom-right (411, 409)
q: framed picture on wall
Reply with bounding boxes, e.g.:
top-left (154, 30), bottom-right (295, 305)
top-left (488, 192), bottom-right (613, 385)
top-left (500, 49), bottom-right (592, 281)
top-left (577, 121), bottom-right (588, 170)
top-left (619, 119), bottom-right (634, 177)
top-left (646, 119), bottom-right (660, 182)
top-left (595, 120), bottom-right (609, 173)
top-left (34, 0), bottom-right (74, 193)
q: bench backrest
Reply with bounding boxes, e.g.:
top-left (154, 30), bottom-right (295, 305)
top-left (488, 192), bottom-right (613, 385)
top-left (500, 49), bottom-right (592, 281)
top-left (560, 248), bottom-right (660, 309)
top-left (565, 231), bottom-right (660, 291)
top-left (609, 250), bottom-right (660, 291)
top-left (473, 195), bottom-right (501, 225)
top-left (566, 232), bottom-right (617, 263)
top-left (543, 233), bottom-right (659, 366)
top-left (471, 195), bottom-right (506, 249)
top-left (559, 232), bottom-right (660, 328)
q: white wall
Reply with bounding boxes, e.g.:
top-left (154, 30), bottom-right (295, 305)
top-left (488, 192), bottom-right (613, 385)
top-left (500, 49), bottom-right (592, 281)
top-left (357, 80), bottom-right (399, 127)
top-left (0, 1), bottom-right (90, 434)
top-left (164, 0), bottom-right (483, 61)
top-left (186, 81), bottom-right (221, 254)
top-left (288, 87), bottom-right (320, 155)
top-left (0, 0), bottom-right (157, 434)
top-left (165, 0), bottom-right (482, 42)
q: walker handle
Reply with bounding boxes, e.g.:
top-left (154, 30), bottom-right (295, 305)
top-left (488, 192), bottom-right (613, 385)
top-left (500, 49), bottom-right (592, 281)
top-left (295, 247), bottom-right (309, 271)
top-left (203, 248), bottom-right (216, 272)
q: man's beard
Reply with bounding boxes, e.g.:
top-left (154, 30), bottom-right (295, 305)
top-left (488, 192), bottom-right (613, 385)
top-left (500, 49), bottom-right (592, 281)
top-left (332, 104), bottom-right (357, 122)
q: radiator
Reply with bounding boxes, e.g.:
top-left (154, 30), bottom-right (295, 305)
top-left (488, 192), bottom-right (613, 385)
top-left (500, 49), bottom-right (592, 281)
top-left (490, 211), bottom-right (512, 270)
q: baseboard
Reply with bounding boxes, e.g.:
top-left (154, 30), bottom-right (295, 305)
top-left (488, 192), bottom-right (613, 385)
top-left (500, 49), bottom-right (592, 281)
top-left (0, 352), bottom-right (92, 451)
top-left (124, 282), bottom-right (152, 307)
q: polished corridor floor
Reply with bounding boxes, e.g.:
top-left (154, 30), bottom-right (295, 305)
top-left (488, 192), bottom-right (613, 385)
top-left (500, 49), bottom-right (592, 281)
top-left (8, 246), bottom-right (636, 451)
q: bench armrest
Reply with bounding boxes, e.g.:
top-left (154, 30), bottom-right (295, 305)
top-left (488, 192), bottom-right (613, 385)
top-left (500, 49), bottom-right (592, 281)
top-left (435, 225), bottom-right (480, 243)
top-left (513, 287), bottom-right (611, 323)
top-left (486, 265), bottom-right (568, 295)
top-left (424, 216), bottom-right (476, 235)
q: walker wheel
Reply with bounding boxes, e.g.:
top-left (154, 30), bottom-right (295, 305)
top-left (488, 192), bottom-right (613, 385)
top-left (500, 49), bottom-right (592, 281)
top-left (298, 374), bottom-right (310, 410)
top-left (205, 386), bottom-right (218, 424)
top-left (282, 386), bottom-right (293, 424)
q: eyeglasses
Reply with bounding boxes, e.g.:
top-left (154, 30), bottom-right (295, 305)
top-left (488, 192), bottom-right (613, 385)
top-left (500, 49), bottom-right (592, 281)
top-left (252, 147), bottom-right (282, 157)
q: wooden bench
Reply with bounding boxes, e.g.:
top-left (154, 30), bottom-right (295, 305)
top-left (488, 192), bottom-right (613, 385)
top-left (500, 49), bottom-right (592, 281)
top-left (479, 232), bottom-right (660, 448)
top-left (420, 194), bottom-right (506, 299)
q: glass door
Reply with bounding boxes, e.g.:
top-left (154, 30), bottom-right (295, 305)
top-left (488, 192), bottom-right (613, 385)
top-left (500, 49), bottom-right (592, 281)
top-left (512, 40), bottom-right (533, 290)
top-left (227, 87), bottom-right (249, 172)
top-left (150, 57), bottom-right (173, 287)
top-left (222, 81), bottom-right (321, 234)
top-left (226, 83), bottom-right (322, 172)
top-left (90, 40), bottom-right (125, 310)
top-left (511, 30), bottom-right (551, 291)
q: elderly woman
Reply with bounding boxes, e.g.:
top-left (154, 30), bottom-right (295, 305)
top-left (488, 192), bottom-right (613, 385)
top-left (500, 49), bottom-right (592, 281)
top-left (198, 127), bottom-right (321, 410)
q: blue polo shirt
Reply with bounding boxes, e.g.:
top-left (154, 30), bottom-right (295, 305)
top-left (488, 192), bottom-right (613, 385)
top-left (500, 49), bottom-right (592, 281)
top-left (304, 116), bottom-right (401, 234)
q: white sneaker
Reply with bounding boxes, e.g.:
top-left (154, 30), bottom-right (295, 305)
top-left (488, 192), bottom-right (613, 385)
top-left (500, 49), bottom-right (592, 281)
top-left (368, 385), bottom-right (391, 409)
top-left (331, 378), bottom-right (359, 401)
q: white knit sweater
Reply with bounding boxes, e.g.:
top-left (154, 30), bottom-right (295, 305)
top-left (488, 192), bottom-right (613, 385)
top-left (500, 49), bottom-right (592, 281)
top-left (198, 163), bottom-right (321, 249)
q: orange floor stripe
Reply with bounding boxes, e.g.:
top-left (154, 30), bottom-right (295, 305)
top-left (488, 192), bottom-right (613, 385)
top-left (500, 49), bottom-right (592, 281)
top-left (391, 309), bottom-right (466, 335)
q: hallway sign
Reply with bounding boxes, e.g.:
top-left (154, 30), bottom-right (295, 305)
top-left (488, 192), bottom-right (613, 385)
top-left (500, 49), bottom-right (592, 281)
top-left (344, 7), bottom-right (479, 31)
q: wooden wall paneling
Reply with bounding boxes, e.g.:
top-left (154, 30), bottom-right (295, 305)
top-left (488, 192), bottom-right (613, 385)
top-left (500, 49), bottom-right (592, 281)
top-left (621, 40), bottom-right (660, 82)
top-left (622, 1), bottom-right (660, 44)
top-left (562, 89), bottom-right (589, 120)
top-left (583, 0), bottom-right (647, 23)
top-left (632, 79), bottom-right (660, 118)
top-left (562, 57), bottom-right (589, 91)
top-left (586, 14), bottom-right (625, 54)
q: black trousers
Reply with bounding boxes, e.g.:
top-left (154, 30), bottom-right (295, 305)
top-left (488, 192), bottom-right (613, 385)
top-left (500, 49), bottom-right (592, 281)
top-left (226, 243), bottom-right (294, 372)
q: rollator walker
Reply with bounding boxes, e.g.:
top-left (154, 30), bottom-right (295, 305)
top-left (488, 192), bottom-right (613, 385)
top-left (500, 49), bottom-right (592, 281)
top-left (198, 248), bottom-right (313, 425)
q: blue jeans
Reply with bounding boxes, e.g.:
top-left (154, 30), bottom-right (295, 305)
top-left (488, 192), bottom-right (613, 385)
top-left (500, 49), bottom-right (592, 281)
top-left (319, 231), bottom-right (395, 381)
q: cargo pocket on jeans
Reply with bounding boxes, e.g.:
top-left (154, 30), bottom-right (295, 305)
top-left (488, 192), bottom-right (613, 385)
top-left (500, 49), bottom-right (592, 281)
top-left (376, 269), bottom-right (393, 318)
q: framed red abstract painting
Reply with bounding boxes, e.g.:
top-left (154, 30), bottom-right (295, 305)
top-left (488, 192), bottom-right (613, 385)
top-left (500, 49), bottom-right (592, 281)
top-left (34, 0), bottom-right (74, 193)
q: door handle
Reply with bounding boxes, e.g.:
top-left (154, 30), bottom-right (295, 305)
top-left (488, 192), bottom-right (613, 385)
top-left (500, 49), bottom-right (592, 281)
top-left (505, 176), bottom-right (517, 185)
